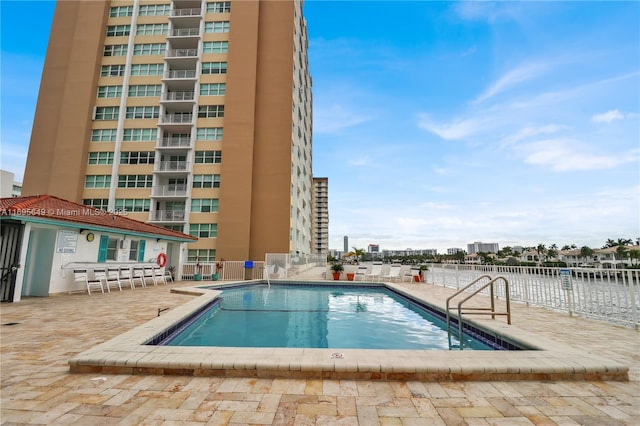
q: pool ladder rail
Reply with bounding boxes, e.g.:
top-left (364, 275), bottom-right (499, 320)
top-left (445, 275), bottom-right (511, 349)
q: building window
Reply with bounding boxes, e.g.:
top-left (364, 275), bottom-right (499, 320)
top-left (204, 21), bottom-right (230, 33)
top-left (138, 4), bottom-right (171, 16)
top-left (103, 44), bottom-right (128, 56)
top-left (82, 199), bottom-right (109, 209)
top-left (191, 199), bottom-right (219, 213)
top-left (95, 107), bottom-right (119, 120)
top-left (187, 249), bottom-right (216, 262)
top-left (120, 151), bottom-right (155, 164)
top-left (136, 23), bottom-right (168, 35)
top-left (106, 237), bottom-right (118, 261)
top-left (130, 64), bottom-right (164, 76)
top-left (125, 106), bottom-right (159, 119)
top-left (196, 128), bottom-right (223, 141)
top-left (189, 224), bottom-right (217, 238)
top-left (123, 128), bottom-right (158, 141)
top-left (109, 6), bottom-right (133, 17)
top-left (106, 25), bottom-right (130, 37)
top-left (206, 2), bottom-right (231, 13)
top-left (91, 129), bottom-right (117, 142)
top-left (199, 83), bottom-right (226, 96)
top-left (100, 65), bottom-right (125, 77)
top-left (88, 152), bottom-right (114, 165)
top-left (84, 175), bottom-right (111, 188)
top-left (117, 175), bottom-right (153, 188)
top-left (193, 174), bottom-right (220, 188)
top-left (198, 105), bottom-right (224, 118)
top-left (128, 85), bottom-right (162, 97)
top-left (97, 85), bottom-right (123, 98)
top-left (163, 225), bottom-right (184, 232)
top-left (201, 62), bottom-right (227, 75)
top-left (203, 41), bottom-right (229, 54)
top-left (133, 43), bottom-right (166, 56)
top-left (115, 199), bottom-right (151, 212)
top-left (128, 240), bottom-right (140, 261)
top-left (194, 151), bottom-right (222, 164)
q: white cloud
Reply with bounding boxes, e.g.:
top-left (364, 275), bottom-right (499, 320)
top-left (474, 62), bottom-right (549, 104)
top-left (313, 104), bottom-right (371, 134)
top-left (592, 109), bottom-right (625, 123)
top-left (499, 124), bottom-right (566, 149)
top-left (417, 114), bottom-right (487, 141)
top-left (517, 138), bottom-right (638, 171)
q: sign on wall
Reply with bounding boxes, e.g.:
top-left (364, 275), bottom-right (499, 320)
top-left (56, 230), bottom-right (78, 253)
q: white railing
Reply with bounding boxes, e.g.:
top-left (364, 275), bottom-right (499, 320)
top-left (171, 8), bottom-right (201, 17)
top-left (169, 28), bottom-right (200, 37)
top-left (165, 69), bottom-right (197, 79)
top-left (163, 91), bottom-right (194, 101)
top-left (152, 184), bottom-right (187, 196)
top-left (426, 263), bottom-right (640, 328)
top-left (160, 114), bottom-right (193, 124)
top-left (166, 48), bottom-right (198, 58)
top-left (150, 210), bottom-right (185, 221)
top-left (158, 136), bottom-right (191, 148)
top-left (154, 160), bottom-right (189, 172)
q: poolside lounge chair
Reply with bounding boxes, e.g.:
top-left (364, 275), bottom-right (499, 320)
top-left (153, 266), bottom-right (167, 285)
top-left (93, 268), bottom-right (109, 291)
top-left (143, 266), bottom-right (156, 285)
top-left (74, 269), bottom-right (103, 295)
top-left (354, 266), bottom-right (368, 281)
top-left (105, 267), bottom-right (123, 292)
top-left (365, 263), bottom-right (383, 282)
top-left (119, 267), bottom-right (135, 289)
top-left (381, 264), bottom-right (402, 282)
top-left (133, 267), bottom-right (147, 288)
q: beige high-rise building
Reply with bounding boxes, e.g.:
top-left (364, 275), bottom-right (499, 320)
top-left (23, 0), bottom-right (313, 262)
top-left (311, 177), bottom-right (328, 255)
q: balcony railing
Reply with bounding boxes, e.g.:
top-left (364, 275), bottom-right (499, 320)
top-left (169, 28), bottom-right (200, 37)
top-left (152, 184), bottom-right (188, 197)
top-left (165, 69), bottom-right (196, 79)
top-left (155, 161), bottom-right (190, 172)
top-left (163, 91), bottom-right (194, 101)
top-left (166, 48), bottom-right (198, 58)
top-left (160, 113), bottom-right (193, 124)
top-left (171, 8), bottom-right (201, 17)
top-left (151, 210), bottom-right (186, 221)
top-left (159, 136), bottom-right (191, 147)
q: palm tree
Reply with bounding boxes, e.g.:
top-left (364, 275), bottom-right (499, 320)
top-left (352, 247), bottom-right (366, 263)
top-left (547, 244), bottom-right (558, 261)
top-left (615, 245), bottom-right (629, 265)
top-left (536, 243), bottom-right (547, 265)
top-left (579, 246), bottom-right (594, 265)
top-left (629, 249), bottom-right (640, 266)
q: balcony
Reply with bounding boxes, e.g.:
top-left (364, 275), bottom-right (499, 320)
top-left (164, 69), bottom-right (197, 80)
top-left (166, 48), bottom-right (198, 58)
top-left (168, 28), bottom-right (200, 37)
top-left (150, 210), bottom-right (186, 222)
top-left (152, 184), bottom-right (188, 197)
top-left (171, 8), bottom-right (201, 17)
top-left (154, 160), bottom-right (190, 172)
top-left (158, 135), bottom-right (191, 148)
top-left (158, 114), bottom-right (193, 131)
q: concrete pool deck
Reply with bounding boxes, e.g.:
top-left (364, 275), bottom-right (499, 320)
top-left (1, 279), bottom-right (639, 424)
top-left (68, 281), bottom-right (628, 382)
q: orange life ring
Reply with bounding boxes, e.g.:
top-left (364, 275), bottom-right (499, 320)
top-left (157, 253), bottom-right (167, 267)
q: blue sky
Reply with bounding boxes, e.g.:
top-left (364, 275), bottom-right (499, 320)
top-left (1, 1), bottom-right (639, 253)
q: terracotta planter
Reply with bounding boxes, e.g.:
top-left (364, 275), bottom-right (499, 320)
top-left (413, 275), bottom-right (421, 282)
top-left (346, 273), bottom-right (355, 281)
top-left (332, 272), bottom-right (341, 280)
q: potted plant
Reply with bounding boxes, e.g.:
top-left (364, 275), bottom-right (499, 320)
top-left (330, 263), bottom-right (344, 280)
top-left (345, 265), bottom-right (355, 281)
top-left (194, 257), bottom-right (202, 281)
top-left (416, 265), bottom-right (428, 282)
top-left (213, 259), bottom-right (224, 281)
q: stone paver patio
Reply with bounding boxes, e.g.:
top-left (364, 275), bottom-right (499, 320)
top-left (1, 279), bottom-right (639, 425)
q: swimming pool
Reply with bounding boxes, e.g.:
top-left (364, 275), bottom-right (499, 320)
top-left (155, 284), bottom-right (505, 350)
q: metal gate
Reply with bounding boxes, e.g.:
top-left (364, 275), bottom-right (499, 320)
top-left (1, 220), bottom-right (24, 302)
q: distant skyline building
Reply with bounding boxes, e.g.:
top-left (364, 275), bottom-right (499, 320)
top-left (368, 244), bottom-right (379, 253)
top-left (343, 236), bottom-right (348, 253)
top-left (467, 242), bottom-right (499, 254)
top-left (0, 170), bottom-right (22, 198)
top-left (447, 248), bottom-right (463, 255)
top-left (21, 0), bottom-right (313, 262)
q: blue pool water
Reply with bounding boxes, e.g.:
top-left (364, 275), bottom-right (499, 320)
top-left (160, 284), bottom-right (502, 350)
